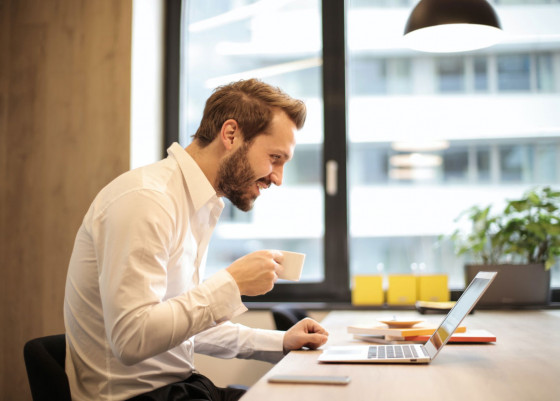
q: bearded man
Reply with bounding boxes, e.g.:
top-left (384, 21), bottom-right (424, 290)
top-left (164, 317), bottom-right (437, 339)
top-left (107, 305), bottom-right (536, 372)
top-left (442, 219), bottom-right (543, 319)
top-left (63, 79), bottom-right (328, 401)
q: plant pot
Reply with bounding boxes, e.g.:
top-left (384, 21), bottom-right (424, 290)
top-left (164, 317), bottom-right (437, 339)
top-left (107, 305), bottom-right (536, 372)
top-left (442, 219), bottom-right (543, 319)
top-left (465, 263), bottom-right (551, 307)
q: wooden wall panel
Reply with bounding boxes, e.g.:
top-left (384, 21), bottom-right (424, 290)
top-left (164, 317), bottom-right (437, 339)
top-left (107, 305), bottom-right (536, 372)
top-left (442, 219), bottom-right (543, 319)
top-left (0, 1), bottom-right (132, 398)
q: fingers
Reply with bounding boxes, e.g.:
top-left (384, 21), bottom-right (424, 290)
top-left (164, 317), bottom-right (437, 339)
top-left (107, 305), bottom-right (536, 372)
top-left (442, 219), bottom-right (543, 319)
top-left (303, 333), bottom-right (329, 350)
top-left (270, 249), bottom-right (284, 264)
top-left (282, 319), bottom-right (330, 352)
top-left (301, 318), bottom-right (329, 336)
top-left (269, 250), bottom-right (284, 278)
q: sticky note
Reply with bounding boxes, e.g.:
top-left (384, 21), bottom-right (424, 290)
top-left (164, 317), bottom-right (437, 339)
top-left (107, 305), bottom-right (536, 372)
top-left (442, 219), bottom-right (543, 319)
top-left (387, 275), bottom-right (417, 305)
top-left (352, 275), bottom-right (384, 305)
top-left (417, 274), bottom-right (450, 302)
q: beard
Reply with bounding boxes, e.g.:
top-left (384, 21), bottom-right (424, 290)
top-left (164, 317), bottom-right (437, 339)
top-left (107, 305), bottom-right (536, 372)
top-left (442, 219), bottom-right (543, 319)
top-left (216, 144), bottom-right (263, 212)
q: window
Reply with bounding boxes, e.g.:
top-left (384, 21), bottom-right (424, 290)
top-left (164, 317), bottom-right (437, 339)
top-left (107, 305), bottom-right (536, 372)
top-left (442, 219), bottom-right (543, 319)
top-left (169, 0), bottom-right (560, 301)
top-left (442, 146), bottom-right (469, 182)
top-left (536, 53), bottom-right (555, 92)
top-left (498, 54), bottom-right (531, 91)
top-left (346, 0), bottom-right (560, 289)
top-left (438, 57), bottom-right (465, 93)
top-left (349, 58), bottom-right (388, 95)
top-left (175, 0), bottom-right (349, 301)
top-left (473, 56), bottom-right (489, 92)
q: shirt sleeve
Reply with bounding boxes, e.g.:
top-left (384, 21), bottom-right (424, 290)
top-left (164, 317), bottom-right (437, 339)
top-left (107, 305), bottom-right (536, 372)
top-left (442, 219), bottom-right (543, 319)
top-left (193, 322), bottom-right (285, 364)
top-left (91, 189), bottom-right (246, 366)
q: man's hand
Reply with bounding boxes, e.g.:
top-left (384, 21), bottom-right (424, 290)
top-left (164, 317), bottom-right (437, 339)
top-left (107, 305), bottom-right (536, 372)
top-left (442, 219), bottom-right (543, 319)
top-left (282, 318), bottom-right (329, 353)
top-left (226, 250), bottom-right (284, 296)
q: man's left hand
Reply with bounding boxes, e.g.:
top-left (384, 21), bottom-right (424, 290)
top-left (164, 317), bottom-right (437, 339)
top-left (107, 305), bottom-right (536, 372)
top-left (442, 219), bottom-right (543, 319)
top-left (282, 318), bottom-right (329, 353)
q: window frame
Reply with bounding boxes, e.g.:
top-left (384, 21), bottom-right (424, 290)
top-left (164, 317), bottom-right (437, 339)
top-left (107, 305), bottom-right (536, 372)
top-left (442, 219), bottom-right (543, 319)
top-left (164, 0), bottom-right (351, 303)
top-left (164, 1), bottom-right (560, 304)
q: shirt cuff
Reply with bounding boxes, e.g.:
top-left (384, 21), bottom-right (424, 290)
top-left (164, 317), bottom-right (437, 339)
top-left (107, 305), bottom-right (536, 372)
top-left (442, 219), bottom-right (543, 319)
top-left (252, 328), bottom-right (285, 351)
top-left (247, 328), bottom-right (286, 363)
top-left (203, 269), bottom-right (247, 322)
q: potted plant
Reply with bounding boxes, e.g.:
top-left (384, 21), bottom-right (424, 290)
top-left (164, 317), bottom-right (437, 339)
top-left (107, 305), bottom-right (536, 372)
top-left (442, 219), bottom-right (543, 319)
top-left (449, 186), bottom-right (560, 306)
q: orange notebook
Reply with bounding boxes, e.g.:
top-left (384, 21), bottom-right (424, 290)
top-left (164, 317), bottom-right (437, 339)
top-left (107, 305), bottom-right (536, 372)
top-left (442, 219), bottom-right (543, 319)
top-left (405, 329), bottom-right (496, 343)
top-left (347, 324), bottom-right (467, 340)
top-left (353, 329), bottom-right (496, 344)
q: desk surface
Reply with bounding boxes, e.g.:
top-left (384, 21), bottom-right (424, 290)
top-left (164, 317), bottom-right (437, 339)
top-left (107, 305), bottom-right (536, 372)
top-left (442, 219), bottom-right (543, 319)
top-left (241, 309), bottom-right (560, 401)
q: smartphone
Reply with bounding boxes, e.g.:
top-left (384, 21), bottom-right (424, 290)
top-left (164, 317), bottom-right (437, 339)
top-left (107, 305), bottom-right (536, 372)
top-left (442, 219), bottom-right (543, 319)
top-left (268, 375), bottom-right (351, 385)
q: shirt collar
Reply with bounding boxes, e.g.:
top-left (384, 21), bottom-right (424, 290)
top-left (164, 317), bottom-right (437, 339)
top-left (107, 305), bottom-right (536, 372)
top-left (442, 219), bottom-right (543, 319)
top-left (167, 142), bottom-right (223, 211)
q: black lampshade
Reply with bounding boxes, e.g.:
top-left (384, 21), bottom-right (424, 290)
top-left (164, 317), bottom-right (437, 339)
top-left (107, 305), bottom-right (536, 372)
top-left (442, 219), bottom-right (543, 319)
top-left (403, 0), bottom-right (503, 53)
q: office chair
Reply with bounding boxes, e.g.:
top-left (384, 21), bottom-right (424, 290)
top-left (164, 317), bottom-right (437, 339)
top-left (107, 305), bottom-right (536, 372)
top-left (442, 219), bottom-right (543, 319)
top-left (270, 304), bottom-right (309, 331)
top-left (23, 334), bottom-right (248, 397)
top-left (24, 334), bottom-right (72, 401)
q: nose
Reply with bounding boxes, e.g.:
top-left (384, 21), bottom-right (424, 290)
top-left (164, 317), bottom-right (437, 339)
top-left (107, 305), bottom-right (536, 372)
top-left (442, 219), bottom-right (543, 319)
top-left (270, 165), bottom-right (284, 186)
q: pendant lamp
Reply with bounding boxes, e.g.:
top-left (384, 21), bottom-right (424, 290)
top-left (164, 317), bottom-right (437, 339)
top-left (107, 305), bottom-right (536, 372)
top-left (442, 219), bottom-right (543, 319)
top-left (403, 0), bottom-right (503, 53)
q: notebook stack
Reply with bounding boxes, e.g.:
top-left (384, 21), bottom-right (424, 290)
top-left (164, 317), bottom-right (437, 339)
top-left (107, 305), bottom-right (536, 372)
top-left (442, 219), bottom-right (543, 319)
top-left (348, 322), bottom-right (495, 344)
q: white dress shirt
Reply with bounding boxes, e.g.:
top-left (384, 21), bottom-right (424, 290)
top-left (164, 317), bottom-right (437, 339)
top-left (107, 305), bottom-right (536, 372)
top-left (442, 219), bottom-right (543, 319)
top-left (64, 143), bottom-right (285, 401)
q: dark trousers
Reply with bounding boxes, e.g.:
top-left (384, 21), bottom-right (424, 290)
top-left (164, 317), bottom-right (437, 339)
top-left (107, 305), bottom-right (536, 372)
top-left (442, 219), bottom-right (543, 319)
top-left (127, 373), bottom-right (247, 401)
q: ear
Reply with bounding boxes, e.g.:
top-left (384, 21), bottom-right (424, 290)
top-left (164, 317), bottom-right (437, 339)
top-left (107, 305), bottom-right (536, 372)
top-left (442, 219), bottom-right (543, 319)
top-left (220, 119), bottom-right (240, 151)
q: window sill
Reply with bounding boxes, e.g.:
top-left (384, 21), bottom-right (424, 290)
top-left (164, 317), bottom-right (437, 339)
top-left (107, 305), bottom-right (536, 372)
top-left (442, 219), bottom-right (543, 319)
top-left (245, 288), bottom-right (560, 311)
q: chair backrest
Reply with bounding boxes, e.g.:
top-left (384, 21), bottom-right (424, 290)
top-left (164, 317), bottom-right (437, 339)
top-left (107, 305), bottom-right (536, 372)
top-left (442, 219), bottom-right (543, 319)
top-left (23, 334), bottom-right (72, 401)
top-left (271, 305), bottom-right (309, 331)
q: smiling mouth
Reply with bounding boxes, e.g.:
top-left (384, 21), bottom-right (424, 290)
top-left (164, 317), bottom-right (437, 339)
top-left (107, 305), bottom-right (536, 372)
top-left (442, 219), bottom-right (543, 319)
top-left (255, 180), bottom-right (270, 194)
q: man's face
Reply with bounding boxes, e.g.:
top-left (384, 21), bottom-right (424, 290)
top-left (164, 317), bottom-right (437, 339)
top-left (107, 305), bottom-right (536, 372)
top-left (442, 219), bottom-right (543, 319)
top-left (216, 110), bottom-right (297, 211)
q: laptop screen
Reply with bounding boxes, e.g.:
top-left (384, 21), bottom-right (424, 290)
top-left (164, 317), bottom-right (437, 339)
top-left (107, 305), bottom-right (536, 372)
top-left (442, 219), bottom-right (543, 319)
top-left (424, 271), bottom-right (497, 359)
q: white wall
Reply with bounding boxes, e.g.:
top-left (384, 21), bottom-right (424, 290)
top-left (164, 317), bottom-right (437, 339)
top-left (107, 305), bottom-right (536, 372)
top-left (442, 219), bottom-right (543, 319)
top-left (130, 0), bottom-right (165, 169)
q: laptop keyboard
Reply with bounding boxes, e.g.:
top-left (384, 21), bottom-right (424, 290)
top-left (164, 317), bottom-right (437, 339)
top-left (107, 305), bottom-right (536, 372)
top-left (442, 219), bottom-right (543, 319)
top-left (367, 345), bottom-right (419, 359)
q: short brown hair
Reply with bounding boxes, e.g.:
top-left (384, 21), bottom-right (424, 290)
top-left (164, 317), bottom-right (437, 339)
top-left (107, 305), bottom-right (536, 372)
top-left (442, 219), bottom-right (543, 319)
top-left (192, 79), bottom-right (306, 146)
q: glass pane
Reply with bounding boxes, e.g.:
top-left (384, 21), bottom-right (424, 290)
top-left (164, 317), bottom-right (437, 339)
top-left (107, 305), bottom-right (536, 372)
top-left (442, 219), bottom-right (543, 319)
top-left (443, 146), bottom-right (469, 183)
top-left (498, 54), bottom-right (531, 91)
top-left (388, 58), bottom-right (412, 94)
top-left (438, 57), bottom-right (465, 93)
top-left (347, 0), bottom-right (560, 288)
top-left (535, 142), bottom-right (558, 182)
top-left (474, 56), bottom-right (488, 92)
top-left (536, 53), bottom-right (555, 92)
top-left (500, 144), bottom-right (532, 183)
top-left (349, 143), bottom-right (389, 185)
top-left (476, 147), bottom-right (491, 182)
top-left (180, 0), bottom-right (324, 282)
top-left (349, 58), bottom-right (387, 95)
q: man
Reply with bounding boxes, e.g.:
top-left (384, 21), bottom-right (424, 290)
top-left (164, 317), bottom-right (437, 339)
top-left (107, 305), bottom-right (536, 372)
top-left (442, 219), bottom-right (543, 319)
top-left (63, 79), bottom-right (328, 401)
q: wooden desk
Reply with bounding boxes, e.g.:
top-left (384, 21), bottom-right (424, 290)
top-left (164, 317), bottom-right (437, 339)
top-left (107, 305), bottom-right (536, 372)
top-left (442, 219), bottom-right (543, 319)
top-left (241, 310), bottom-right (560, 401)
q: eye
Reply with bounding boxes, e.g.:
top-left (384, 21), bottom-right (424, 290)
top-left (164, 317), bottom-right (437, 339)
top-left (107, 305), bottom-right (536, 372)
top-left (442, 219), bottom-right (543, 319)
top-left (271, 154), bottom-right (282, 162)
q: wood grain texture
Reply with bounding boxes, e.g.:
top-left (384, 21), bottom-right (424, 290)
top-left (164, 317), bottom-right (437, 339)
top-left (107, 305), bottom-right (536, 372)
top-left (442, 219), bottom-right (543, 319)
top-left (241, 310), bottom-right (560, 401)
top-left (0, 0), bottom-right (132, 398)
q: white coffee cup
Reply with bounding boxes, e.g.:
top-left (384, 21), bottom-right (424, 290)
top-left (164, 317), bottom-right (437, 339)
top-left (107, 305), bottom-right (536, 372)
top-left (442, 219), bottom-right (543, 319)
top-left (277, 251), bottom-right (306, 281)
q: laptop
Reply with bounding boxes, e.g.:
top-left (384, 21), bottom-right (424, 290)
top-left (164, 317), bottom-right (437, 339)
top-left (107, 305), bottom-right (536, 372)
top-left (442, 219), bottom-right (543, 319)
top-left (318, 271), bottom-right (497, 364)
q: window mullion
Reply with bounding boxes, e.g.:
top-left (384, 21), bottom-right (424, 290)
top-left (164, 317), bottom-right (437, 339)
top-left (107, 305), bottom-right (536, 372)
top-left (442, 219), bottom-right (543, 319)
top-left (322, 0), bottom-right (350, 302)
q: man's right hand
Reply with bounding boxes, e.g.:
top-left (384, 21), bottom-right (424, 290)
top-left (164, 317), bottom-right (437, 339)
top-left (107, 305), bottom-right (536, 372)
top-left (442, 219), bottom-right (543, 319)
top-left (226, 250), bottom-right (284, 296)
